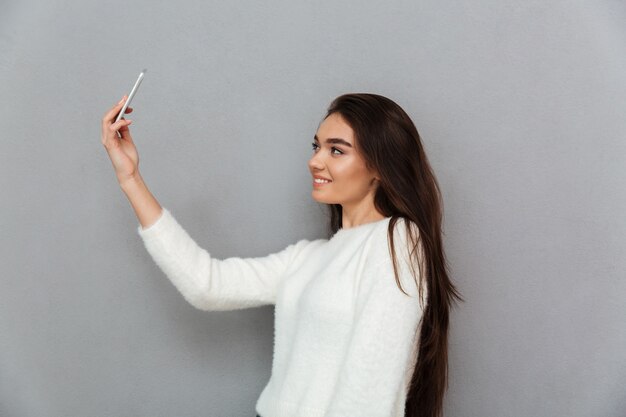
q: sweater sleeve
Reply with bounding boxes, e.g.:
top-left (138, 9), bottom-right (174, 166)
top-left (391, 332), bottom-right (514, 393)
top-left (137, 207), bottom-right (313, 311)
top-left (325, 220), bottom-right (426, 417)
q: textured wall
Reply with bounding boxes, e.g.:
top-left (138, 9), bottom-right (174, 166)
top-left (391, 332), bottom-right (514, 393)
top-left (1, 0), bottom-right (624, 416)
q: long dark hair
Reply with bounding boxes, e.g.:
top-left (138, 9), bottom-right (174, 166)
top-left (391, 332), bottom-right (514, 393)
top-left (324, 93), bottom-right (464, 417)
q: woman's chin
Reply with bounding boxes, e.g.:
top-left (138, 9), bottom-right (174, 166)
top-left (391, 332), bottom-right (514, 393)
top-left (311, 191), bottom-right (335, 205)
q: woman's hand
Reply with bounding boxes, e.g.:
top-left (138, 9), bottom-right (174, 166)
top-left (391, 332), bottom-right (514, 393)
top-left (101, 96), bottom-right (139, 186)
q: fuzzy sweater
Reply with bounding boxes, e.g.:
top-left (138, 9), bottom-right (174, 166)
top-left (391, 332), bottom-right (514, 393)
top-left (137, 208), bottom-right (426, 417)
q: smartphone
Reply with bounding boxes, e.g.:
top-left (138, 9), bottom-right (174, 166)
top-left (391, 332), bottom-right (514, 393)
top-left (115, 69), bottom-right (147, 123)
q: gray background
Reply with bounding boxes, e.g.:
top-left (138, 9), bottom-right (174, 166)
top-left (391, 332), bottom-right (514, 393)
top-left (1, 0), bottom-right (625, 416)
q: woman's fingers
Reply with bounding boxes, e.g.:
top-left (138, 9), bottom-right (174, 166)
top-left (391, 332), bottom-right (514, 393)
top-left (109, 118), bottom-right (133, 134)
top-left (101, 97), bottom-right (136, 149)
top-left (102, 96), bottom-right (127, 124)
top-left (118, 123), bottom-right (134, 141)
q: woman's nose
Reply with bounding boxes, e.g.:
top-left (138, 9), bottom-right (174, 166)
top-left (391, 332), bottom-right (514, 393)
top-left (308, 152), bottom-right (324, 171)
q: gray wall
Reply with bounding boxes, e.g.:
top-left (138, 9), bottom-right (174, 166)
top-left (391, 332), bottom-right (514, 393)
top-left (1, 0), bottom-right (625, 416)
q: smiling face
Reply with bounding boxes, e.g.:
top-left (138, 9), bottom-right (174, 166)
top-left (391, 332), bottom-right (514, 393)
top-left (308, 113), bottom-right (379, 210)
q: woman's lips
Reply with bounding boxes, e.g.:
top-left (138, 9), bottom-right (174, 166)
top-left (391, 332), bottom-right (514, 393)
top-left (313, 177), bottom-right (332, 188)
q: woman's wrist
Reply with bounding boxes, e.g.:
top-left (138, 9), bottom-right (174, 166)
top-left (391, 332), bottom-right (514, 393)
top-left (118, 172), bottom-right (143, 191)
top-left (118, 172), bottom-right (163, 229)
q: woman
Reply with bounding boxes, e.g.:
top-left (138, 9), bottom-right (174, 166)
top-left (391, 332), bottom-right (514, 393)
top-left (101, 93), bottom-right (463, 417)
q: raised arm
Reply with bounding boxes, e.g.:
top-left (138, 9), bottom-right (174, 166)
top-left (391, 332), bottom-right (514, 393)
top-left (100, 95), bottom-right (163, 228)
top-left (138, 208), bottom-right (316, 311)
top-left (101, 96), bottom-right (316, 310)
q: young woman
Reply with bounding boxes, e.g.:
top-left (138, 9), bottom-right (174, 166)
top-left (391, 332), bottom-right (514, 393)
top-left (101, 93), bottom-right (463, 417)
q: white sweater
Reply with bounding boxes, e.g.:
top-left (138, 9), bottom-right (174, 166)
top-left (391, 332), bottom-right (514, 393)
top-left (137, 208), bottom-right (426, 417)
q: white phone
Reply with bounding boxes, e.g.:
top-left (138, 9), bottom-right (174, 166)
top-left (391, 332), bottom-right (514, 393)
top-left (115, 69), bottom-right (147, 123)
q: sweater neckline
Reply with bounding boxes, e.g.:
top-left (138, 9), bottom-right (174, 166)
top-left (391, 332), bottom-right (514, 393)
top-left (331, 216), bottom-right (391, 240)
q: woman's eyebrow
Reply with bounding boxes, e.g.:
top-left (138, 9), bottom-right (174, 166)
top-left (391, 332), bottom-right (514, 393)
top-left (313, 135), bottom-right (353, 147)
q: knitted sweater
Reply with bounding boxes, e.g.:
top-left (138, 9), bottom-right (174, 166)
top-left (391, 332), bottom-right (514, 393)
top-left (137, 208), bottom-right (426, 417)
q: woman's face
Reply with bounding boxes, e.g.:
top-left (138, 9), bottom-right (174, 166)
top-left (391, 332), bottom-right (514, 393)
top-left (308, 113), bottom-right (379, 208)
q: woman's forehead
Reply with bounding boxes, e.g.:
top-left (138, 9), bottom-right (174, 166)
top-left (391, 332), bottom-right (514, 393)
top-left (316, 113), bottom-right (355, 145)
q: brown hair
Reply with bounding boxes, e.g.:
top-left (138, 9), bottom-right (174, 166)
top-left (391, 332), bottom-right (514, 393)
top-left (324, 93), bottom-right (464, 417)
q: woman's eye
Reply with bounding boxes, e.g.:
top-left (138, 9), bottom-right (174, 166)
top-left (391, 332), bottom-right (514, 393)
top-left (311, 143), bottom-right (342, 155)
